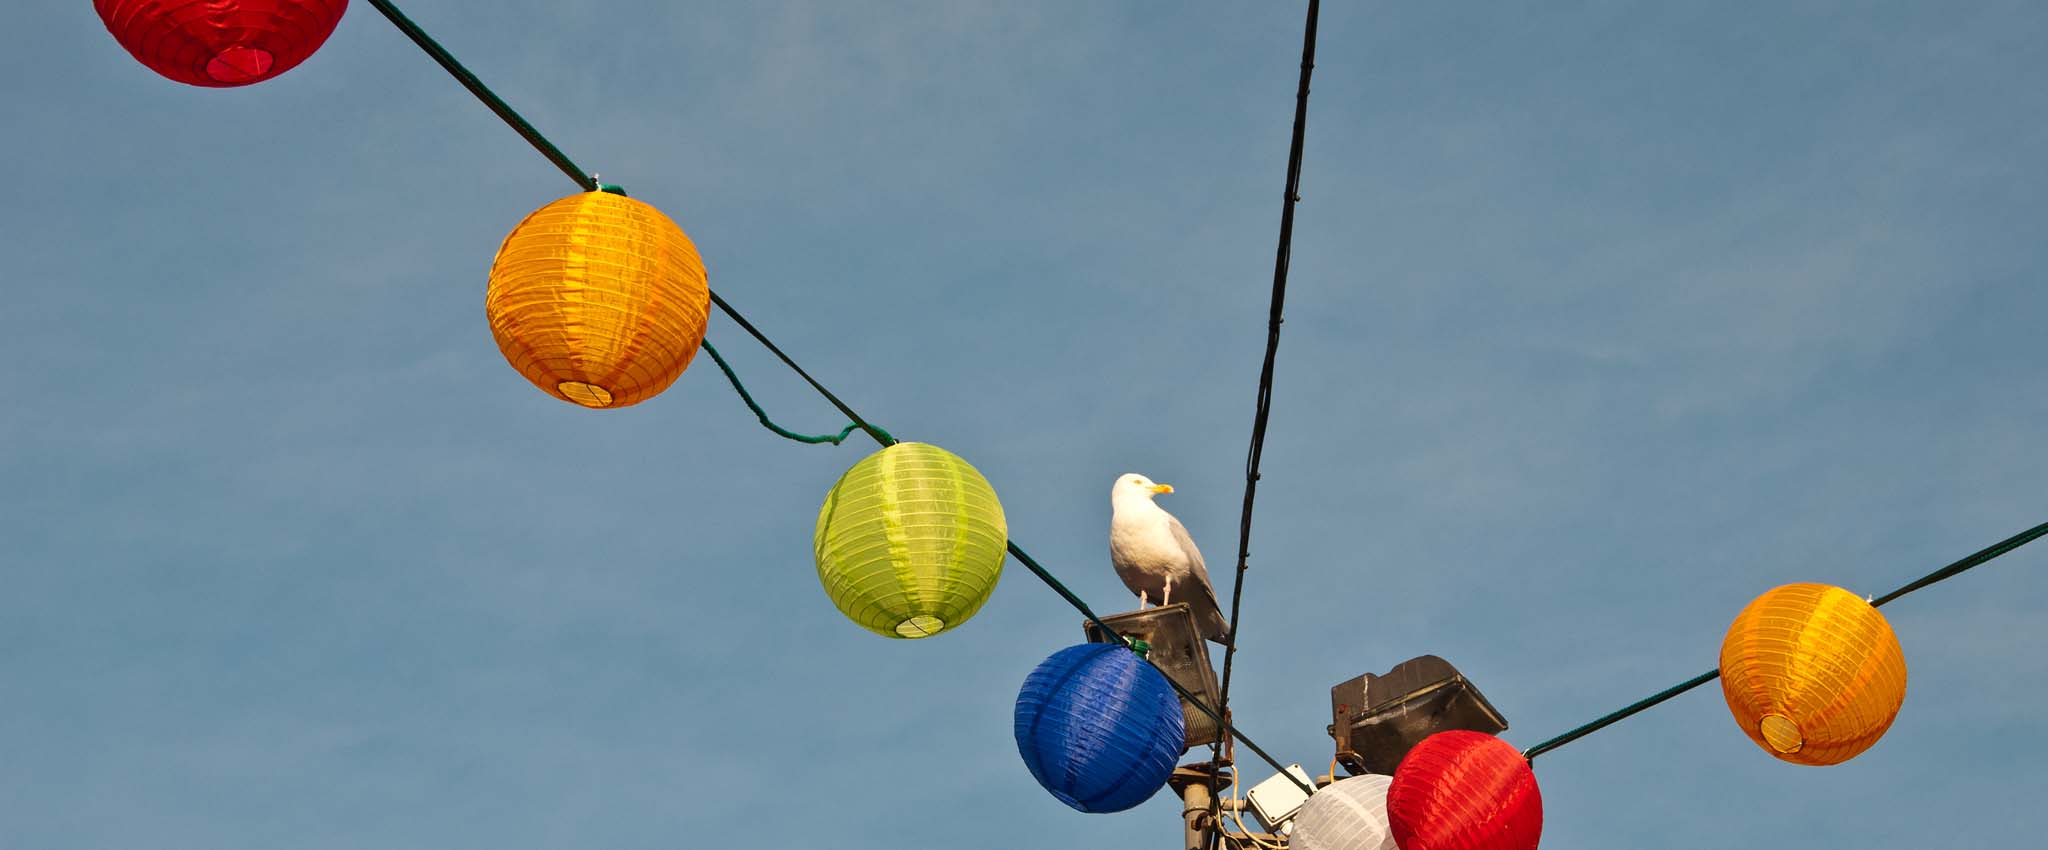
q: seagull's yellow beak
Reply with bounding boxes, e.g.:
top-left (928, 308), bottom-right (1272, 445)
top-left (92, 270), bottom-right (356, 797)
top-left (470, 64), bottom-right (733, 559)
top-left (1151, 483), bottom-right (1174, 494)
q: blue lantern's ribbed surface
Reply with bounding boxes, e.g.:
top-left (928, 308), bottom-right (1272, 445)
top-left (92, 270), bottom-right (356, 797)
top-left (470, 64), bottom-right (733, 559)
top-left (1014, 643), bottom-right (1185, 814)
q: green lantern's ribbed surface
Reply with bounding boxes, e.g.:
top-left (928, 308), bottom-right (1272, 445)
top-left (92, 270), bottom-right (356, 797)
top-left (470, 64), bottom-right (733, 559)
top-left (814, 443), bottom-right (1008, 639)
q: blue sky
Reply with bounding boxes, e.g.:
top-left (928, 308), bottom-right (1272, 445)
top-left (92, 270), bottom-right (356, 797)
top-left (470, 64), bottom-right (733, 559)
top-left (4, 2), bottom-right (2045, 848)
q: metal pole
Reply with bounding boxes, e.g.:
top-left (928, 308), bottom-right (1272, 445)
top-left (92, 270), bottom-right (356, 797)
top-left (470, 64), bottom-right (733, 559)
top-left (1181, 778), bottom-right (1214, 850)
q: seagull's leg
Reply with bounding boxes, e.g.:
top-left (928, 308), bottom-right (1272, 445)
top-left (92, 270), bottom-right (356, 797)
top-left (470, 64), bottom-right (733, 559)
top-left (1138, 590), bottom-right (1149, 609)
top-left (1162, 577), bottom-right (1174, 607)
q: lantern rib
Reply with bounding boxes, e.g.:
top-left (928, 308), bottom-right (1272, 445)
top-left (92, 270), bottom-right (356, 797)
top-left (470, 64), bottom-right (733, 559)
top-left (361, 0), bottom-right (1313, 795)
top-left (1522, 518), bottom-right (2048, 762)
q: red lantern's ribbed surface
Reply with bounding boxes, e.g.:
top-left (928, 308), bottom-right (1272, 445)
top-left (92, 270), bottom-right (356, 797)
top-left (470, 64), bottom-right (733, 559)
top-left (96, 0), bottom-right (349, 87)
top-left (1387, 731), bottom-right (1542, 850)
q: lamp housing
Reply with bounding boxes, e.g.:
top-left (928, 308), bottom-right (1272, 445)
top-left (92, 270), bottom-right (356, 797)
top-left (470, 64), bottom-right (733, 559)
top-left (1328, 655), bottom-right (1507, 776)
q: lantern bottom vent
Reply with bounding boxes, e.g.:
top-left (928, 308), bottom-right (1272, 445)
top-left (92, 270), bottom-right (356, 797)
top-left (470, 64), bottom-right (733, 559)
top-left (1759, 714), bottom-right (1804, 754)
top-left (557, 381), bottom-right (616, 408)
top-left (896, 616), bottom-right (945, 638)
top-left (207, 47), bottom-right (276, 84)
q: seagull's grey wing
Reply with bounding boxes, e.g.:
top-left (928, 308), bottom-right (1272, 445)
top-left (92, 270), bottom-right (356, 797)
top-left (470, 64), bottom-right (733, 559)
top-left (1167, 514), bottom-right (1233, 643)
top-left (1165, 515), bottom-right (1213, 591)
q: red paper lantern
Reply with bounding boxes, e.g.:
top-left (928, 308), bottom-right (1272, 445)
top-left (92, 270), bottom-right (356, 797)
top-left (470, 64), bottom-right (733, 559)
top-left (1387, 731), bottom-right (1542, 850)
top-left (96, 0), bottom-right (349, 88)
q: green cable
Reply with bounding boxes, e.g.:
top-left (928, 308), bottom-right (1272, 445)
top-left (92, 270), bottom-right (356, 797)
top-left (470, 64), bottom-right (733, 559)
top-left (700, 339), bottom-right (860, 445)
top-left (705, 292), bottom-right (897, 448)
top-left (363, 0), bottom-right (1306, 792)
top-left (363, 0), bottom-right (597, 191)
top-left (1870, 519), bottom-right (2048, 608)
top-left (365, 0), bottom-right (2041, 798)
top-left (1523, 518), bottom-right (2048, 762)
top-left (364, 0), bottom-right (886, 448)
top-left (1520, 670), bottom-right (1721, 762)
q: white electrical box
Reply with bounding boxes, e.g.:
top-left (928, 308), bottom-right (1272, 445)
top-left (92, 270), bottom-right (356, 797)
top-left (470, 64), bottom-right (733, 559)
top-left (1244, 763), bottom-right (1315, 833)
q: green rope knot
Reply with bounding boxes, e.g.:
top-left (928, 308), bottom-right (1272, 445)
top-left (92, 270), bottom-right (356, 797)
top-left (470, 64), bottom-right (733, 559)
top-left (1126, 637), bottom-right (1152, 658)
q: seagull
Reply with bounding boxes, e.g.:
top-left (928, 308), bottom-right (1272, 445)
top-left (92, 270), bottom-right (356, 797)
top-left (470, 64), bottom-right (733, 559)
top-left (1110, 473), bottom-right (1232, 644)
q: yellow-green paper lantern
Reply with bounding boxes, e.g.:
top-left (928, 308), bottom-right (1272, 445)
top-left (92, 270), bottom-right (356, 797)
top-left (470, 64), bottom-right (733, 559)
top-left (814, 442), bottom-right (1007, 638)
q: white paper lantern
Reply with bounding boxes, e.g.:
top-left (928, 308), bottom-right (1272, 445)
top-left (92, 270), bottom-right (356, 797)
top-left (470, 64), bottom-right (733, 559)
top-left (1291, 774), bottom-right (1396, 850)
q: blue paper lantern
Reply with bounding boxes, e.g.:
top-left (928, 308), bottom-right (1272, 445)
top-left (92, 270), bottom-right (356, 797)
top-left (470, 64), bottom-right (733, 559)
top-left (1013, 643), bottom-right (1185, 813)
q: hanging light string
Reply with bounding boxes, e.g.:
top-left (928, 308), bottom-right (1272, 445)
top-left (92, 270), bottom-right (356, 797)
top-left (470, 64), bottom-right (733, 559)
top-left (368, 0), bottom-right (888, 447)
top-left (361, 0), bottom-right (1313, 793)
top-left (705, 291), bottom-right (897, 448)
top-left (1867, 519), bottom-right (2048, 607)
top-left (363, 0), bottom-right (594, 191)
top-left (1521, 518), bottom-right (2048, 762)
top-left (698, 340), bottom-right (860, 445)
top-left (1206, 2), bottom-right (1321, 845)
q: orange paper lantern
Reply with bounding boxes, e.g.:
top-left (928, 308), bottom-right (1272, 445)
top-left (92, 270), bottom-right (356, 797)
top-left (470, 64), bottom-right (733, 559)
top-left (486, 191), bottom-right (710, 409)
top-left (1719, 583), bottom-right (1907, 765)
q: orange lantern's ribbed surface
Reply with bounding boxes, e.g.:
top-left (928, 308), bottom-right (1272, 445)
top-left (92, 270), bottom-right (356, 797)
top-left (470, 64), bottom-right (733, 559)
top-left (1719, 583), bottom-right (1907, 766)
top-left (487, 192), bottom-right (709, 409)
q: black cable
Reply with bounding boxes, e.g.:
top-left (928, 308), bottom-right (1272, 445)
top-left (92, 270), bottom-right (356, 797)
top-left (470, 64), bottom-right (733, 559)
top-left (1207, 2), bottom-right (1322, 845)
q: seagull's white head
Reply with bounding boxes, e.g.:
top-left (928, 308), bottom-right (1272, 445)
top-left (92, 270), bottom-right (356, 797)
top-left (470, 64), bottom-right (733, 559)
top-left (1113, 472), bottom-right (1174, 502)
